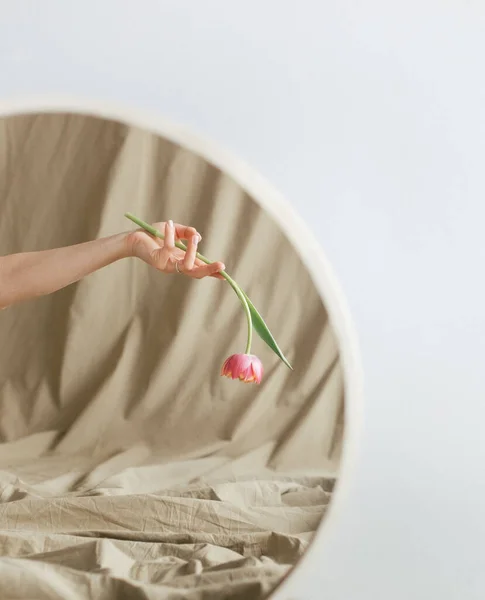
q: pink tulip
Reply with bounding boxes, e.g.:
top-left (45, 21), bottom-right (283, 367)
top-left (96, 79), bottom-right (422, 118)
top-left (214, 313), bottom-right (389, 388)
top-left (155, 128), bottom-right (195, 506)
top-left (221, 354), bottom-right (263, 384)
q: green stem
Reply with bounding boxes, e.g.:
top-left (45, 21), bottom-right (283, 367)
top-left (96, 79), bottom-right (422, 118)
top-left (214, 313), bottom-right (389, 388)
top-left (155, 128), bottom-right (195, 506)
top-left (125, 212), bottom-right (253, 354)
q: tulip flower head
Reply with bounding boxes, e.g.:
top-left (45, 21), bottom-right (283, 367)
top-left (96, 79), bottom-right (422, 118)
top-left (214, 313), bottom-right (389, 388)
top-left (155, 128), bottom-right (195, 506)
top-left (221, 354), bottom-right (263, 384)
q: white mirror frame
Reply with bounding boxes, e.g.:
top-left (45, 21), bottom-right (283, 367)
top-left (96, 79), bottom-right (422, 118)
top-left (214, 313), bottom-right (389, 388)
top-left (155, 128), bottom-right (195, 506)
top-left (0, 95), bottom-right (364, 599)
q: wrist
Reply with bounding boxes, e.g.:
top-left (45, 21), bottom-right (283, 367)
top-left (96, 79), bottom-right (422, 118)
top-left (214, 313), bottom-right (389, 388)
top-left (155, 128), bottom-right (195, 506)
top-left (124, 229), bottom-right (153, 261)
top-left (105, 231), bottom-right (133, 260)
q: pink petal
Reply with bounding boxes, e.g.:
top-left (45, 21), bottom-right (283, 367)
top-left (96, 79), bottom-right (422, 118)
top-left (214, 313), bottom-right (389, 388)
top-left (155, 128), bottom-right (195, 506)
top-left (251, 360), bottom-right (263, 383)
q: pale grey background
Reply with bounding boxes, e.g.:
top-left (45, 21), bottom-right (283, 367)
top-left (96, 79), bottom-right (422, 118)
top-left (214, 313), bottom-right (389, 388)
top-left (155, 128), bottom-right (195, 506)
top-left (0, 1), bottom-right (484, 599)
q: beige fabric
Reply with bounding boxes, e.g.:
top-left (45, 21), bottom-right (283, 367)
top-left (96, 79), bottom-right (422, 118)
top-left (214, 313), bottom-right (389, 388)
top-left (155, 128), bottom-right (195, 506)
top-left (0, 113), bottom-right (344, 599)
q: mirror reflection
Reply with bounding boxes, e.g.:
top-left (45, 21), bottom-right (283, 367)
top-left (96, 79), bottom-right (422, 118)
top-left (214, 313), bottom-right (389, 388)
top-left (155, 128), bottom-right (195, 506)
top-left (0, 113), bottom-right (344, 600)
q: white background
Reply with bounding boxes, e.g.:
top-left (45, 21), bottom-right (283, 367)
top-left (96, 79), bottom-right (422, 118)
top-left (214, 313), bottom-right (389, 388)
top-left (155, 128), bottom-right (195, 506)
top-left (0, 2), bottom-right (484, 599)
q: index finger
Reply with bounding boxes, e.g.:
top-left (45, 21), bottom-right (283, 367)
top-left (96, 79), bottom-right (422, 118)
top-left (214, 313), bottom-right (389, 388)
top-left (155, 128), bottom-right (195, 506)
top-left (174, 223), bottom-right (201, 242)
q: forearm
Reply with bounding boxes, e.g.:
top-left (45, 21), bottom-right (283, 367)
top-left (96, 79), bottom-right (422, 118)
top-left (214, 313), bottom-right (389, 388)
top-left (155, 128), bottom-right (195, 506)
top-left (0, 233), bottom-right (131, 309)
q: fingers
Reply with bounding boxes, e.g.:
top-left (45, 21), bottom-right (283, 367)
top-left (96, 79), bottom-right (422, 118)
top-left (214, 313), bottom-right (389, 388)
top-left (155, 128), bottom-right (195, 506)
top-left (180, 238), bottom-right (225, 279)
top-left (164, 220), bottom-right (175, 250)
top-left (190, 261), bottom-right (225, 279)
top-left (146, 220), bottom-right (225, 280)
top-left (183, 234), bottom-right (199, 271)
top-left (175, 224), bottom-right (200, 242)
top-left (194, 257), bottom-right (225, 279)
top-left (151, 222), bottom-right (200, 242)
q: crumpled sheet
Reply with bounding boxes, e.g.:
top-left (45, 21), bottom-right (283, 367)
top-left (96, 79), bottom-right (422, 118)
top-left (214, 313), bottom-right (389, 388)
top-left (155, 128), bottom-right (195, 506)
top-left (0, 432), bottom-right (333, 600)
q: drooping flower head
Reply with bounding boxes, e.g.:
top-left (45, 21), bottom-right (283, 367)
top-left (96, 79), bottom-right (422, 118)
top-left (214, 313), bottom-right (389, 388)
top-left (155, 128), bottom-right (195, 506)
top-left (221, 354), bottom-right (263, 384)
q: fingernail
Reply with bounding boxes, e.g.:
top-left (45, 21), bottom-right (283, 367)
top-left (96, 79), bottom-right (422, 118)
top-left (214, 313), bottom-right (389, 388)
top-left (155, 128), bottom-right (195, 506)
top-left (168, 220), bottom-right (173, 228)
top-left (192, 235), bottom-right (199, 245)
top-left (220, 264), bottom-right (225, 271)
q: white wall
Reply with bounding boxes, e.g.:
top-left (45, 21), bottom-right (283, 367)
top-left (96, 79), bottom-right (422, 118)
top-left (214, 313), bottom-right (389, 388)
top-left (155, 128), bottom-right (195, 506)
top-left (0, 2), bottom-right (484, 599)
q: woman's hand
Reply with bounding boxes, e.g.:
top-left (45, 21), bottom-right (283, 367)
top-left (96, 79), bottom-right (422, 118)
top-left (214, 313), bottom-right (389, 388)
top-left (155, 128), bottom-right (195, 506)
top-left (0, 221), bottom-right (224, 310)
top-left (127, 220), bottom-right (225, 280)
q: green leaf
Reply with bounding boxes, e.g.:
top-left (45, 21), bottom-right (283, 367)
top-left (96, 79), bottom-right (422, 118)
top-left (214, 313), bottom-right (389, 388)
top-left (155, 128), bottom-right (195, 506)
top-left (241, 290), bottom-right (293, 370)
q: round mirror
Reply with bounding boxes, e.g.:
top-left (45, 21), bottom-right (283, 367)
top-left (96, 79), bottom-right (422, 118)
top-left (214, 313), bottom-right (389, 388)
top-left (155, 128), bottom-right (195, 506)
top-left (0, 112), bottom-right (346, 600)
